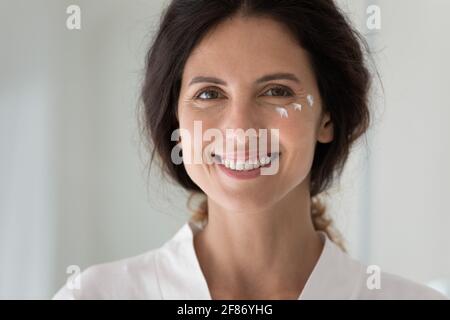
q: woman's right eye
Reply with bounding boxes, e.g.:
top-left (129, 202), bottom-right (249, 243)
top-left (194, 89), bottom-right (224, 100)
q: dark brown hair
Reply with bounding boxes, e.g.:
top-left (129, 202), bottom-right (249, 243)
top-left (140, 0), bottom-right (371, 250)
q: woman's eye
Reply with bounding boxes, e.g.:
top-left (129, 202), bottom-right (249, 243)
top-left (195, 89), bottom-right (224, 100)
top-left (264, 86), bottom-right (293, 97)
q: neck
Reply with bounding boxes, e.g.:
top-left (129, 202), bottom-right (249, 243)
top-left (193, 181), bottom-right (324, 299)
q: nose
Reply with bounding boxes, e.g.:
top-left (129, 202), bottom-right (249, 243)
top-left (219, 98), bottom-right (263, 157)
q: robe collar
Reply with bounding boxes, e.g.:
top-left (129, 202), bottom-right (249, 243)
top-left (155, 221), bottom-right (362, 299)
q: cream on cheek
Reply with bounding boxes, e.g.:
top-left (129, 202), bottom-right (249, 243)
top-left (269, 93), bottom-right (315, 119)
top-left (180, 90), bottom-right (316, 121)
top-left (268, 93), bottom-right (317, 165)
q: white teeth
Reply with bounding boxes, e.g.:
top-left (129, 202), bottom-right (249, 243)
top-left (219, 153), bottom-right (280, 171)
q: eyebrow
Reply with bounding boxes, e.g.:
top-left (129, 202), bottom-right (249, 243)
top-left (188, 72), bottom-right (301, 86)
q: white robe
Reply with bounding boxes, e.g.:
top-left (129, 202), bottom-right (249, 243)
top-left (53, 221), bottom-right (447, 300)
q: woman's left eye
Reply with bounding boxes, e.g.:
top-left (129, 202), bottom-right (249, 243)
top-left (263, 86), bottom-right (294, 97)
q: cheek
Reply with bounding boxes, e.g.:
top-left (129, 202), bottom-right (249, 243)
top-left (178, 114), bottom-right (219, 176)
top-left (178, 122), bottom-right (211, 190)
top-left (281, 123), bottom-right (316, 160)
top-left (277, 115), bottom-right (318, 175)
top-left (179, 105), bottom-right (220, 132)
top-left (183, 161), bottom-right (206, 190)
top-left (271, 108), bottom-right (317, 144)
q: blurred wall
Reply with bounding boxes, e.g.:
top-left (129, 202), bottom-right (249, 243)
top-left (363, 0), bottom-right (450, 285)
top-left (0, 0), bottom-right (189, 299)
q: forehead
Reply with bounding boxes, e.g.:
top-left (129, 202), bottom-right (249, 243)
top-left (182, 15), bottom-right (313, 84)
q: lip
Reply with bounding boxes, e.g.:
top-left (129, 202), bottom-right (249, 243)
top-left (214, 153), bottom-right (281, 180)
top-left (216, 162), bottom-right (271, 180)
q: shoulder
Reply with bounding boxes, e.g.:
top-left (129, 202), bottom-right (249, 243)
top-left (52, 248), bottom-right (163, 300)
top-left (356, 267), bottom-right (448, 300)
top-left (338, 249), bottom-right (448, 299)
top-left (52, 222), bottom-right (197, 300)
top-left (314, 234), bottom-right (448, 300)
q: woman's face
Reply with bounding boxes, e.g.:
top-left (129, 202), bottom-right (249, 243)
top-left (177, 16), bottom-right (333, 212)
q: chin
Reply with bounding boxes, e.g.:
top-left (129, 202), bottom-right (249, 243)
top-left (212, 188), bottom-right (282, 212)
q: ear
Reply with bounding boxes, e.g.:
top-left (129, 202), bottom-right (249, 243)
top-left (317, 111), bottom-right (334, 143)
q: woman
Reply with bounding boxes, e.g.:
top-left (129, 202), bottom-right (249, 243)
top-left (54, 0), bottom-right (447, 299)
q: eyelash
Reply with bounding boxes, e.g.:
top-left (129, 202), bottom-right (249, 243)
top-left (193, 85), bottom-right (294, 100)
top-left (194, 88), bottom-right (225, 100)
top-left (264, 86), bottom-right (295, 97)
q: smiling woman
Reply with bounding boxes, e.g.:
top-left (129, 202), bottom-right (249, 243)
top-left (52, 0), bottom-right (447, 300)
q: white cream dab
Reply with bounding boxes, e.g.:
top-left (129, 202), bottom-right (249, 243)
top-left (307, 94), bottom-right (314, 107)
top-left (291, 103), bottom-right (302, 111)
top-left (275, 106), bottom-right (289, 118)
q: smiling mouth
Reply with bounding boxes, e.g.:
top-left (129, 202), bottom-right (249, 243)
top-left (211, 152), bottom-right (281, 172)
